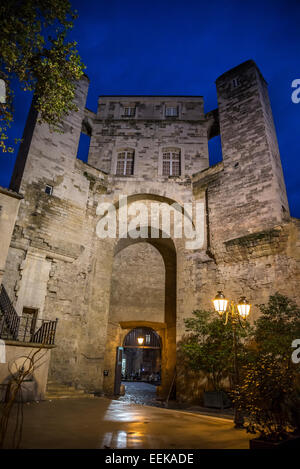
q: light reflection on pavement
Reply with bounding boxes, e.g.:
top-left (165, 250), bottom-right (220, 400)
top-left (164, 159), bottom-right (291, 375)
top-left (3, 397), bottom-right (250, 449)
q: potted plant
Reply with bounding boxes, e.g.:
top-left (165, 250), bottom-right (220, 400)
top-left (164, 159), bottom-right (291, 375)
top-left (180, 309), bottom-right (250, 409)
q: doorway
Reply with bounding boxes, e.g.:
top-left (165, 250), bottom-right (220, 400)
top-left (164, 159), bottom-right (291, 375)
top-left (115, 327), bottom-right (162, 405)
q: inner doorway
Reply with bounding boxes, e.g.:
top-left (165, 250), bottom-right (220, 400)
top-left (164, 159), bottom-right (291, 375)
top-left (116, 327), bottom-right (162, 405)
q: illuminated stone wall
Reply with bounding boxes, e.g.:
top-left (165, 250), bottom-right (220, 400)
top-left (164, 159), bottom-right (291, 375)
top-left (2, 60), bottom-right (300, 402)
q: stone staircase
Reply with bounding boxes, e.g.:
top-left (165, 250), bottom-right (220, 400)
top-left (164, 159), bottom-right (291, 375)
top-left (45, 381), bottom-right (95, 399)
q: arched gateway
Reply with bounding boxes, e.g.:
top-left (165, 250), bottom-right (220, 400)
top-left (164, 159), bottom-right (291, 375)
top-left (114, 327), bottom-right (162, 395)
top-left (102, 227), bottom-right (177, 400)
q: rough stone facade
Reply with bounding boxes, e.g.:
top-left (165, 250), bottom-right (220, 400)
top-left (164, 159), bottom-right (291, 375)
top-left (0, 342), bottom-right (52, 402)
top-left (0, 187), bottom-right (22, 286)
top-left (2, 60), bottom-right (300, 402)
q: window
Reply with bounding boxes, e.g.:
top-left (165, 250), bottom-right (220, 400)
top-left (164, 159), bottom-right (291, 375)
top-left (165, 106), bottom-right (178, 117)
top-left (45, 184), bottom-right (53, 195)
top-left (162, 149), bottom-right (181, 176)
top-left (116, 150), bottom-right (134, 176)
top-left (232, 77), bottom-right (241, 88)
top-left (145, 334), bottom-right (151, 345)
top-left (123, 107), bottom-right (136, 117)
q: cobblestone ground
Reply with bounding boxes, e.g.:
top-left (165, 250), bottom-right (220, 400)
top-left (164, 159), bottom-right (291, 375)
top-left (116, 381), bottom-right (164, 407)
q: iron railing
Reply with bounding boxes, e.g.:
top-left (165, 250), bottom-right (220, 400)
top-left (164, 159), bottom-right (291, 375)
top-left (0, 285), bottom-right (20, 340)
top-left (31, 318), bottom-right (58, 345)
top-left (0, 285), bottom-right (58, 345)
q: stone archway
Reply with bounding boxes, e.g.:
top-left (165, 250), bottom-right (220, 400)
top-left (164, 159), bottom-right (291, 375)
top-left (102, 231), bottom-right (176, 399)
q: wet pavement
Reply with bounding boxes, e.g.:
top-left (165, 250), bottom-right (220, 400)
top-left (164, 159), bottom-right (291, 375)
top-left (2, 397), bottom-right (250, 449)
top-left (117, 381), bottom-right (163, 407)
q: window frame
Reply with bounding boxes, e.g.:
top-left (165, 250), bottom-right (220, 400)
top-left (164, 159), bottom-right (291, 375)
top-left (165, 106), bottom-right (178, 117)
top-left (115, 149), bottom-right (135, 176)
top-left (162, 149), bottom-right (181, 177)
top-left (45, 184), bottom-right (53, 195)
top-left (122, 106), bottom-right (136, 117)
top-left (232, 77), bottom-right (241, 89)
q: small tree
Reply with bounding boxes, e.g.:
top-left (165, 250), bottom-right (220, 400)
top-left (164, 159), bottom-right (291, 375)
top-left (254, 292), bottom-right (300, 359)
top-left (232, 293), bottom-right (300, 441)
top-left (231, 355), bottom-right (298, 441)
top-left (180, 310), bottom-right (251, 391)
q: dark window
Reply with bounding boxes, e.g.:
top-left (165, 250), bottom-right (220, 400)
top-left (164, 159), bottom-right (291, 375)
top-left (45, 185), bottom-right (53, 195)
top-left (165, 106), bottom-right (178, 117)
top-left (162, 150), bottom-right (181, 176)
top-left (123, 107), bottom-right (136, 117)
top-left (232, 77), bottom-right (241, 88)
top-left (116, 150), bottom-right (134, 176)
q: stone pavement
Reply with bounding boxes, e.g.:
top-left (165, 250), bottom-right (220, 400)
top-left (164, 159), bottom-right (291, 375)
top-left (117, 381), bottom-right (163, 407)
top-left (2, 397), bottom-right (250, 449)
top-left (116, 382), bottom-right (234, 420)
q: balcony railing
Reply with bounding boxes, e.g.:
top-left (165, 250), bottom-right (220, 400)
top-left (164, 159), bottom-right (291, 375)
top-left (0, 285), bottom-right (58, 346)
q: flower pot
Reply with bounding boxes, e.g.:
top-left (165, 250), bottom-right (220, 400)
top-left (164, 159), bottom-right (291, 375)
top-left (249, 434), bottom-right (300, 449)
top-left (203, 390), bottom-right (232, 409)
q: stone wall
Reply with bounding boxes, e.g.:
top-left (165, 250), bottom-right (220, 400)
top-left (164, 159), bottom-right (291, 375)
top-left (88, 96), bottom-right (209, 177)
top-left (1, 60), bottom-right (300, 403)
top-left (109, 243), bottom-right (165, 323)
top-left (0, 342), bottom-right (52, 402)
top-left (0, 188), bottom-right (22, 286)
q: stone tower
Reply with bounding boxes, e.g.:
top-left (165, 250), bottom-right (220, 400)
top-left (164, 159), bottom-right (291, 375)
top-left (213, 60), bottom-right (289, 242)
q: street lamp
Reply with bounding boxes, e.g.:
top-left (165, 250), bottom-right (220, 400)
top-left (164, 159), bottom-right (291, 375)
top-left (213, 291), bottom-right (251, 428)
top-left (137, 337), bottom-right (144, 345)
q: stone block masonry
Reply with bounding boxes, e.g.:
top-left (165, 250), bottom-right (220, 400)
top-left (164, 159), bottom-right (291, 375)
top-left (1, 60), bottom-right (299, 403)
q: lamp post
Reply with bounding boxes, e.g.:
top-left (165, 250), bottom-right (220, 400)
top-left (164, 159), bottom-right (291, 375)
top-left (213, 291), bottom-right (251, 428)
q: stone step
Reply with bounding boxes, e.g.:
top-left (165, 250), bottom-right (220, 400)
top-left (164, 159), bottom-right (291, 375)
top-left (46, 392), bottom-right (94, 398)
top-left (45, 381), bottom-right (94, 399)
top-left (47, 385), bottom-right (85, 393)
top-left (46, 389), bottom-right (86, 395)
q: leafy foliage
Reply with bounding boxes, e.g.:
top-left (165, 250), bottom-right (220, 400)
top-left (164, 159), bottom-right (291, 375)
top-left (0, 0), bottom-right (85, 152)
top-left (231, 293), bottom-right (300, 441)
top-left (231, 355), bottom-right (298, 440)
top-left (254, 292), bottom-right (300, 359)
top-left (180, 309), bottom-right (251, 390)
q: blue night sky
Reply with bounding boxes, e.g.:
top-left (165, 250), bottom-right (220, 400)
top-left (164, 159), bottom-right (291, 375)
top-left (1, 0), bottom-right (300, 217)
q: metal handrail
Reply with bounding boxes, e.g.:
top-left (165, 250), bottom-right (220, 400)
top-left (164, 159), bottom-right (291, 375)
top-left (0, 285), bottom-right (58, 345)
top-left (31, 318), bottom-right (58, 345)
top-left (0, 285), bottom-right (20, 340)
